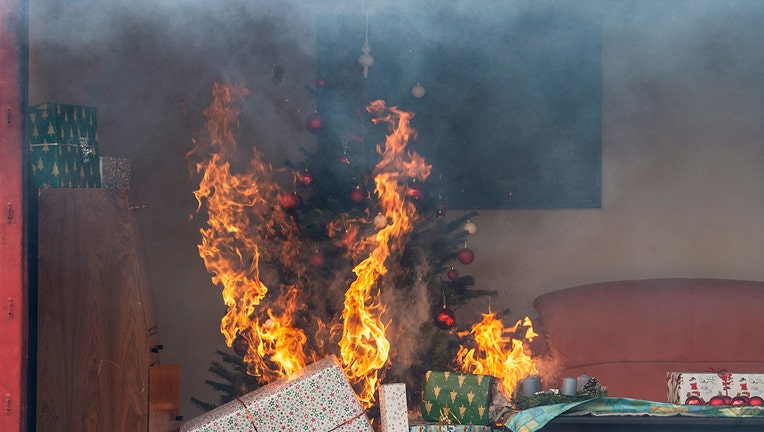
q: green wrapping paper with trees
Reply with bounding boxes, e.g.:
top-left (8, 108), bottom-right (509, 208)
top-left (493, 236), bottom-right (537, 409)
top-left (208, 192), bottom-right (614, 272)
top-left (421, 371), bottom-right (495, 425)
top-left (27, 103), bottom-right (97, 145)
top-left (27, 103), bottom-right (100, 188)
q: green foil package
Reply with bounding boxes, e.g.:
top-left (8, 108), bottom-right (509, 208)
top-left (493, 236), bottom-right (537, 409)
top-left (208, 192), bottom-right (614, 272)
top-left (421, 371), bottom-right (495, 425)
top-left (27, 103), bottom-right (100, 188)
top-left (27, 103), bottom-right (97, 145)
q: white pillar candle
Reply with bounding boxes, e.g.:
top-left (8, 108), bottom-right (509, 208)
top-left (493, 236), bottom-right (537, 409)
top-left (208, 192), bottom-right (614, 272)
top-left (522, 375), bottom-right (541, 396)
top-left (577, 374), bottom-right (591, 392)
top-left (561, 377), bottom-right (577, 396)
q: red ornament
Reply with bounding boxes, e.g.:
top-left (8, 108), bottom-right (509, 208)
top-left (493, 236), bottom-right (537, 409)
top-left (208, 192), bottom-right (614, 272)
top-left (749, 396), bottom-right (764, 406)
top-left (280, 192), bottom-right (303, 211)
top-left (297, 170), bottom-right (314, 186)
top-left (722, 395), bottom-right (733, 405)
top-left (305, 112), bottom-right (324, 134)
top-left (447, 267), bottom-right (459, 281)
top-left (684, 396), bottom-right (703, 405)
top-left (349, 188), bottom-right (368, 204)
top-left (434, 307), bottom-right (456, 330)
top-left (339, 154), bottom-right (351, 165)
top-left (730, 396), bottom-right (749, 406)
top-left (707, 395), bottom-right (727, 406)
top-left (308, 253), bottom-right (325, 268)
top-left (407, 183), bottom-right (424, 201)
top-left (457, 247), bottom-right (475, 264)
top-left (232, 334), bottom-right (248, 357)
top-left (316, 77), bottom-right (327, 87)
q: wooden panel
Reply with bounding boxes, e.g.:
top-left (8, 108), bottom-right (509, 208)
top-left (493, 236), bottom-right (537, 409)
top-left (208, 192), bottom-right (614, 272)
top-left (37, 189), bottom-right (153, 432)
top-left (0, 0), bottom-right (27, 430)
top-left (149, 364), bottom-right (180, 432)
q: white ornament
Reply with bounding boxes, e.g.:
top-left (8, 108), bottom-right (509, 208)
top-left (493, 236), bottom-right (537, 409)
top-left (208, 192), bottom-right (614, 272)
top-left (464, 220), bottom-right (477, 235)
top-left (411, 83), bottom-right (425, 98)
top-left (373, 213), bottom-right (388, 229)
top-left (358, 14), bottom-right (374, 78)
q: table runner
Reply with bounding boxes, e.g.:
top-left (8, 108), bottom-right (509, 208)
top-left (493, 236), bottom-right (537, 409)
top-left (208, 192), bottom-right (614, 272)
top-left (507, 397), bottom-right (764, 432)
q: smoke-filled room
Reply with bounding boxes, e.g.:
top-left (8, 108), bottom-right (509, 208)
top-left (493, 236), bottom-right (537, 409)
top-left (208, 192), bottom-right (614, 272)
top-left (2, 0), bottom-right (764, 431)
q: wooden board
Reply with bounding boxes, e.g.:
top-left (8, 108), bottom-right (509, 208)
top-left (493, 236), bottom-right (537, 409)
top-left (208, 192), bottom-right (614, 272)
top-left (36, 188), bottom-right (155, 432)
top-left (149, 364), bottom-right (181, 432)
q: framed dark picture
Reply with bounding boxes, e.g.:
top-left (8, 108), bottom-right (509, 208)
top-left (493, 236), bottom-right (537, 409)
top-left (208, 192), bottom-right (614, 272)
top-left (316, 4), bottom-right (601, 209)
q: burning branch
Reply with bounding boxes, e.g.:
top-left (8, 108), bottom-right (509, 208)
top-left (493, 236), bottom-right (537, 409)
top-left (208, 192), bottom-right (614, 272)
top-left (338, 100), bottom-right (431, 408)
top-left (189, 82), bottom-right (314, 382)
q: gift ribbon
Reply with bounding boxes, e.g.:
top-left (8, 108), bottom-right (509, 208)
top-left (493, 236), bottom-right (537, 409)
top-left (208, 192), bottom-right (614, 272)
top-left (233, 397), bottom-right (366, 432)
top-left (327, 410), bottom-right (367, 431)
top-left (234, 396), bottom-right (258, 431)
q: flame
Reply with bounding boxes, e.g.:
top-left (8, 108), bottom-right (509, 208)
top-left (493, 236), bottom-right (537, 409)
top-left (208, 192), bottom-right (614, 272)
top-left (457, 314), bottom-right (538, 395)
top-left (243, 286), bottom-right (318, 381)
top-left (327, 216), bottom-right (376, 261)
top-left (338, 100), bottom-right (431, 408)
top-left (189, 82), bottom-right (312, 381)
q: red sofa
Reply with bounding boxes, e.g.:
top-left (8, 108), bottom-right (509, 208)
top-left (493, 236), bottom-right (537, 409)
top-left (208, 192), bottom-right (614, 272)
top-left (532, 278), bottom-right (764, 402)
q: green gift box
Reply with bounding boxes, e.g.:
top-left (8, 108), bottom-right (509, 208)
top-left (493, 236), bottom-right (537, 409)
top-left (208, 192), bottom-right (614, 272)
top-left (421, 371), bottom-right (495, 425)
top-left (27, 103), bottom-right (100, 188)
top-left (27, 103), bottom-right (97, 145)
top-left (29, 142), bottom-right (101, 188)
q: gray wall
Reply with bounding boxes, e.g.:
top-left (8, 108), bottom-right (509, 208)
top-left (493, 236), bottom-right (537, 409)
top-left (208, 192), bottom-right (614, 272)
top-left (29, 0), bottom-right (764, 421)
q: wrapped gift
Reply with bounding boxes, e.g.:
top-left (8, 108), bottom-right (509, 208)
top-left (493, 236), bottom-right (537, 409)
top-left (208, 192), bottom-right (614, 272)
top-left (100, 156), bottom-right (131, 190)
top-left (667, 372), bottom-right (764, 404)
top-left (29, 141), bottom-right (101, 188)
top-left (409, 423), bottom-right (493, 431)
top-left (28, 103), bottom-right (100, 188)
top-left (27, 103), bottom-right (97, 145)
top-left (180, 355), bottom-right (372, 432)
top-left (379, 383), bottom-right (409, 432)
top-left (421, 371), bottom-right (495, 425)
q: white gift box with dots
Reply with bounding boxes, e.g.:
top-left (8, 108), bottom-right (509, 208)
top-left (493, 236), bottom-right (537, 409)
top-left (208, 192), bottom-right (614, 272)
top-left (181, 355), bottom-right (372, 432)
top-left (379, 383), bottom-right (409, 432)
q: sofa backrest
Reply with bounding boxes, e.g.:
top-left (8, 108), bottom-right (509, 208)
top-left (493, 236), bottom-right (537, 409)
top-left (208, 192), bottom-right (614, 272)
top-left (533, 278), bottom-right (764, 402)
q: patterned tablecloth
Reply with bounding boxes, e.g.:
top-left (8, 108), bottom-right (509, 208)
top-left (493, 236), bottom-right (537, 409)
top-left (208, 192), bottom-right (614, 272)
top-left (506, 397), bottom-right (764, 432)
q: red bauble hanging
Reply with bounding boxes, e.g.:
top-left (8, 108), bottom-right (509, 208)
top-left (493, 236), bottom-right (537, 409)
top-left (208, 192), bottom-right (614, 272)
top-left (305, 112), bottom-right (324, 134)
top-left (749, 396), bottom-right (764, 406)
top-left (232, 334), bottom-right (249, 357)
top-left (349, 188), bottom-right (368, 205)
top-left (447, 267), bottom-right (459, 281)
top-left (684, 396), bottom-right (703, 405)
top-left (308, 252), bottom-right (325, 268)
top-left (297, 170), bottom-right (314, 186)
top-left (457, 247), bottom-right (475, 264)
top-left (434, 307), bottom-right (456, 330)
top-left (316, 77), bottom-right (327, 87)
top-left (407, 181), bottom-right (424, 201)
top-left (280, 192), bottom-right (303, 211)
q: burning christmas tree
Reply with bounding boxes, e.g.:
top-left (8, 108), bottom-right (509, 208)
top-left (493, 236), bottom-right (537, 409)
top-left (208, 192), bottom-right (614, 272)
top-left (188, 82), bottom-right (537, 413)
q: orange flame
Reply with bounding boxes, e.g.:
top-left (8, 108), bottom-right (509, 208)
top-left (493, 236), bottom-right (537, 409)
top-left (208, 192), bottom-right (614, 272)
top-left (242, 286), bottom-right (318, 381)
top-left (338, 100), bottom-right (431, 408)
top-left (457, 314), bottom-right (538, 395)
top-left (189, 82), bottom-right (312, 381)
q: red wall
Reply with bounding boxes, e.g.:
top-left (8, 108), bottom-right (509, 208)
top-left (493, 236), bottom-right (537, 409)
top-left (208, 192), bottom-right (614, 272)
top-left (0, 0), bottom-right (27, 430)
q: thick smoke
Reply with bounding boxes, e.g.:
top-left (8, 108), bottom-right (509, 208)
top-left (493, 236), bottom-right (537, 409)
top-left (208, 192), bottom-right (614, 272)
top-left (29, 0), bottom-right (764, 419)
